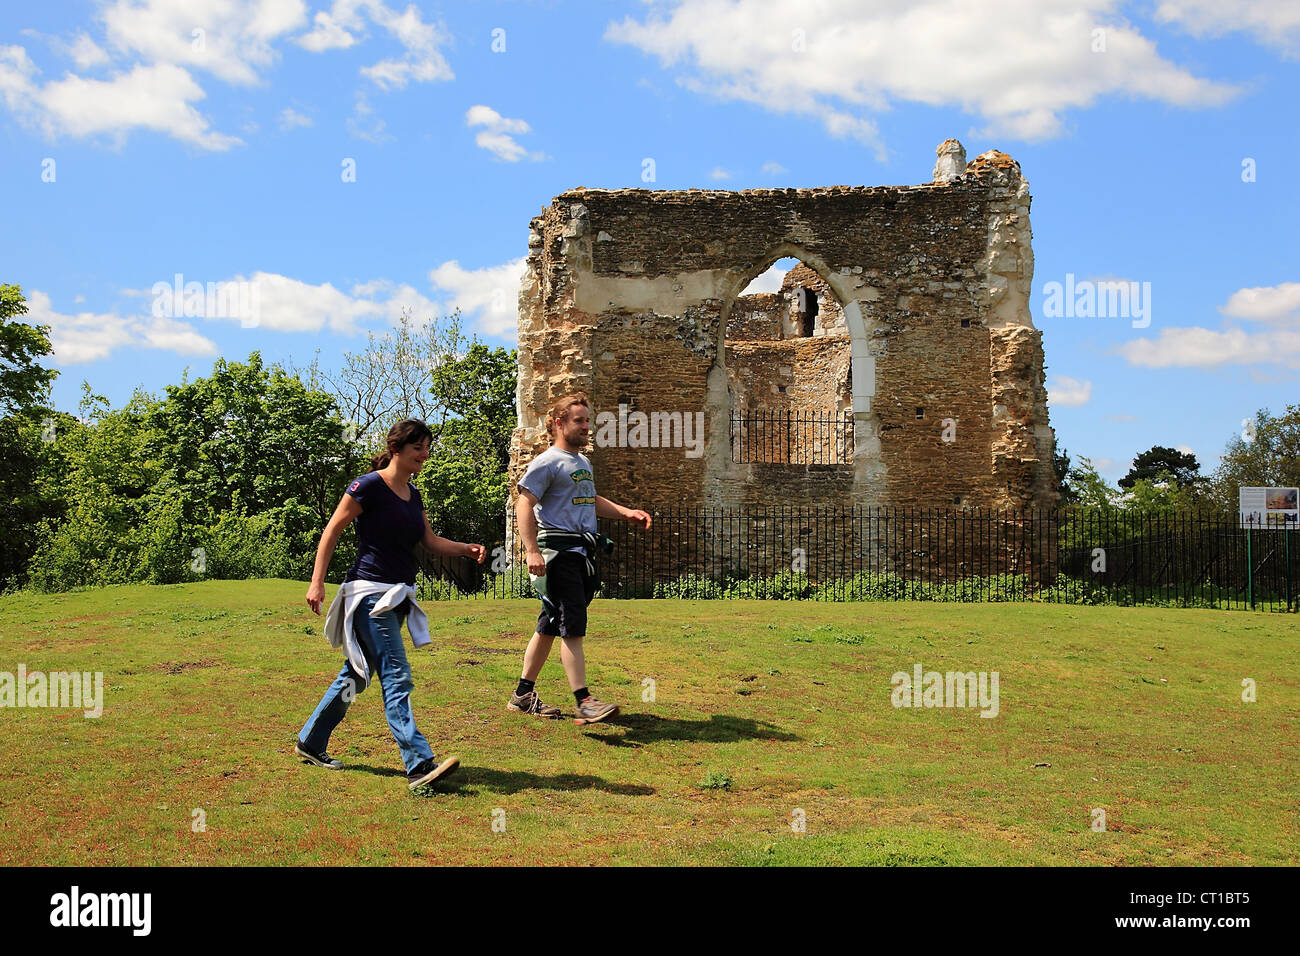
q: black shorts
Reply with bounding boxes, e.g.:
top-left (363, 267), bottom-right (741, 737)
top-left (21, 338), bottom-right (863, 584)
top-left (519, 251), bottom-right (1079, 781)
top-left (537, 551), bottom-right (599, 638)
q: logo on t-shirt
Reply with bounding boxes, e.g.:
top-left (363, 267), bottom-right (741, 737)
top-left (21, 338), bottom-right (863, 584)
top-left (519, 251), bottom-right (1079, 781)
top-left (349, 480), bottom-right (361, 492)
top-left (569, 468), bottom-right (595, 507)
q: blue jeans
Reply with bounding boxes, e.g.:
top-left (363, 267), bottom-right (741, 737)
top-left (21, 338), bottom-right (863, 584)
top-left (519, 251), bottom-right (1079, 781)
top-left (300, 593), bottom-right (435, 773)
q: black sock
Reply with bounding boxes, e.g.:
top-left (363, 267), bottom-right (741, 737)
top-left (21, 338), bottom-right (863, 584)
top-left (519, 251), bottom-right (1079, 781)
top-left (574, 687), bottom-right (589, 705)
top-left (515, 678), bottom-right (535, 697)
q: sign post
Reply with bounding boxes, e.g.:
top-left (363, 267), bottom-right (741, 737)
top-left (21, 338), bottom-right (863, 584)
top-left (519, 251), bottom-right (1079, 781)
top-left (1239, 487), bottom-right (1300, 611)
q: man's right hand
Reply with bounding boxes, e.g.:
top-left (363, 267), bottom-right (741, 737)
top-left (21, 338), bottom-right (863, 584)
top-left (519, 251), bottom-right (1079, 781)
top-left (306, 581), bottom-right (325, 615)
top-left (526, 549), bottom-right (546, 576)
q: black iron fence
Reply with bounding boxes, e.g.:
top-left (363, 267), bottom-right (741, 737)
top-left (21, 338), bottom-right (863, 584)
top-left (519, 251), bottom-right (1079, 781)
top-left (729, 411), bottom-right (853, 464)
top-left (417, 508), bottom-right (1299, 612)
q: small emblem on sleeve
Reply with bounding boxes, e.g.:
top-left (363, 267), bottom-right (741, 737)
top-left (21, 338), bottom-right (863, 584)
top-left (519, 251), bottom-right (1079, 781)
top-left (349, 481), bottom-right (361, 492)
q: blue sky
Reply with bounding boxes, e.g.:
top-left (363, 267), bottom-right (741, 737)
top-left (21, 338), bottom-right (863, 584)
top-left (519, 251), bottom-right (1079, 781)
top-left (2, 0), bottom-right (1298, 481)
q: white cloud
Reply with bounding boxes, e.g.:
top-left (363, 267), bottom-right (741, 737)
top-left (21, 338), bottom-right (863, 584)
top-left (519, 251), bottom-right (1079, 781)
top-left (0, 45), bottom-right (38, 115)
top-left (466, 105), bottom-right (543, 162)
top-left (30, 265), bottom-right (476, 361)
top-left (605, 0), bottom-right (1239, 155)
top-left (1117, 326), bottom-right (1300, 369)
top-left (1, 3), bottom-right (333, 150)
top-left (136, 313), bottom-right (227, 355)
top-left (346, 91), bottom-right (390, 142)
top-left (115, 271), bottom-right (438, 336)
top-left (65, 33), bottom-right (111, 70)
top-left (2, 54), bottom-right (242, 151)
top-left (1219, 281), bottom-right (1300, 322)
top-left (1156, 0), bottom-right (1300, 58)
top-left (1119, 280), bottom-right (1300, 369)
top-left (428, 257), bottom-right (528, 337)
top-left (1047, 375), bottom-right (1093, 407)
top-left (230, 272), bottom-right (437, 334)
top-left (25, 289), bottom-right (219, 365)
top-left (761, 160), bottom-right (788, 175)
top-left (279, 106), bottom-right (312, 130)
top-left (362, 1), bottom-right (452, 88)
top-left (4, 1), bottom-right (453, 150)
top-left (297, 0), bottom-right (453, 87)
top-left (297, 9), bottom-right (358, 52)
top-left (709, 166), bottom-right (732, 180)
top-left (100, 0), bottom-right (308, 86)
top-left (740, 263), bottom-right (790, 295)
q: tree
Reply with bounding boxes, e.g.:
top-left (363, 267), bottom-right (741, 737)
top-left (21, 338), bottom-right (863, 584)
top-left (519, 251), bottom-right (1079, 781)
top-left (1066, 457), bottom-right (1120, 509)
top-left (297, 309), bottom-right (472, 448)
top-left (1122, 475), bottom-right (1204, 512)
top-left (0, 284), bottom-right (62, 589)
top-left (1119, 445), bottom-right (1200, 489)
top-left (0, 284), bottom-right (58, 415)
top-left (24, 386), bottom-right (163, 590)
top-left (1054, 446), bottom-right (1074, 504)
top-left (1210, 405), bottom-right (1300, 509)
top-left (144, 352), bottom-right (360, 525)
top-left (419, 344), bottom-right (518, 541)
top-left (0, 411), bottom-right (76, 591)
top-left (26, 356), bottom-right (367, 590)
top-left (428, 343), bottom-right (516, 465)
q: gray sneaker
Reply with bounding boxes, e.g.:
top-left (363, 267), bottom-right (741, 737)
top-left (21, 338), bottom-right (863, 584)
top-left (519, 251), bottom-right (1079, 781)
top-left (573, 696), bottom-right (619, 726)
top-left (508, 689), bottom-right (563, 718)
top-left (407, 756), bottom-right (460, 791)
top-left (295, 740), bottom-right (342, 770)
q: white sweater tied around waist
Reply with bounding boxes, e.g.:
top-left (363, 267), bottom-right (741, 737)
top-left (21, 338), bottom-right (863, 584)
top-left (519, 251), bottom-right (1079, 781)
top-left (323, 580), bottom-right (430, 688)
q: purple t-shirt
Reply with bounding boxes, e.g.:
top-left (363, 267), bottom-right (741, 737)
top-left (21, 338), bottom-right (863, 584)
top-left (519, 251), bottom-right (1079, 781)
top-left (343, 471), bottom-right (425, 586)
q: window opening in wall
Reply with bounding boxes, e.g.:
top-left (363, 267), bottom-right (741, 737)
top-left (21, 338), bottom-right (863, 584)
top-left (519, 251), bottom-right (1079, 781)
top-left (727, 257), bottom-right (853, 465)
top-left (798, 288), bottom-right (818, 337)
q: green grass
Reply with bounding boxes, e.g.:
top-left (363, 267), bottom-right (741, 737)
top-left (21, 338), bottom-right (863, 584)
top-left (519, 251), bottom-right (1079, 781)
top-left (0, 580), bottom-right (1296, 866)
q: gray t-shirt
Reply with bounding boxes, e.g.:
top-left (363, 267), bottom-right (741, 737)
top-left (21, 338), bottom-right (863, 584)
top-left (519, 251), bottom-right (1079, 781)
top-left (518, 447), bottom-right (597, 545)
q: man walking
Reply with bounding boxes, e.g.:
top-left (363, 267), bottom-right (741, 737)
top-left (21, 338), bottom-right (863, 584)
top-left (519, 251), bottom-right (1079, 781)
top-left (509, 392), bottom-right (651, 724)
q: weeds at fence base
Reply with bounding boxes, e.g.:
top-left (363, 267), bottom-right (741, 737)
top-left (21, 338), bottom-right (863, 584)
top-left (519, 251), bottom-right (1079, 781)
top-left (425, 569), bottom-right (1292, 610)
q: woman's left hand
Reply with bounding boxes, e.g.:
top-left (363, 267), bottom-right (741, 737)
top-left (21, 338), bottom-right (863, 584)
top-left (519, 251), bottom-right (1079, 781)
top-left (462, 542), bottom-right (487, 564)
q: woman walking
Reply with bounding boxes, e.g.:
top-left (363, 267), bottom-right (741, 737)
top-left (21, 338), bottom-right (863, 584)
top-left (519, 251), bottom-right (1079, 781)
top-left (298, 418), bottom-right (485, 790)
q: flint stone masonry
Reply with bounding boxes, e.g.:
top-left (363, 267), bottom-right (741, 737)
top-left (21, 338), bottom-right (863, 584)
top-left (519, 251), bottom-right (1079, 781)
top-left (510, 140), bottom-right (1058, 522)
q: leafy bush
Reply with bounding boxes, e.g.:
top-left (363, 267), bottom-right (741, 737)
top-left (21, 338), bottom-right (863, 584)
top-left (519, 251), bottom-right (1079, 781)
top-left (699, 771), bottom-right (733, 791)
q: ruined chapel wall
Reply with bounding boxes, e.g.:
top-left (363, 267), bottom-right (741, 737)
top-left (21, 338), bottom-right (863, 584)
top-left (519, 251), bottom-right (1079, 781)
top-left (511, 151), bottom-right (1057, 516)
top-left (726, 293), bottom-right (784, 340)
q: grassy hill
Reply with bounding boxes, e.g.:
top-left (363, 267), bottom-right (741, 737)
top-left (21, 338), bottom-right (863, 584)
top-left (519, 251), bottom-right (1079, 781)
top-left (0, 580), bottom-right (1295, 865)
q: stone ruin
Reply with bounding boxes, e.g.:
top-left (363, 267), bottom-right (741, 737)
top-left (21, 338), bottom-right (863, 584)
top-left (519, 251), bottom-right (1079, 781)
top-left (509, 139), bottom-right (1059, 518)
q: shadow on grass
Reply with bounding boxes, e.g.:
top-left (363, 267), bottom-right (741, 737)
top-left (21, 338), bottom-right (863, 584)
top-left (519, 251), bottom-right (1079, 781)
top-left (412, 766), bottom-right (655, 798)
top-left (588, 713), bottom-right (801, 748)
top-left (342, 764), bottom-right (407, 779)
top-left (340, 763), bottom-right (653, 797)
